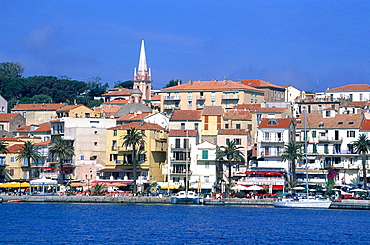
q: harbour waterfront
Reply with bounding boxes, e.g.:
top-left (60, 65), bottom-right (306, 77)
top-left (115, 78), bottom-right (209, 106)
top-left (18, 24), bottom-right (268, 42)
top-left (1, 202), bottom-right (369, 245)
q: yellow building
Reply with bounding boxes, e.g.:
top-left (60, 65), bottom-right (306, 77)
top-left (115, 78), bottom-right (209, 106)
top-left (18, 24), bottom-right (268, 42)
top-left (56, 104), bottom-right (100, 118)
top-left (103, 121), bottom-right (168, 185)
top-left (160, 79), bottom-right (264, 115)
top-left (11, 103), bottom-right (65, 125)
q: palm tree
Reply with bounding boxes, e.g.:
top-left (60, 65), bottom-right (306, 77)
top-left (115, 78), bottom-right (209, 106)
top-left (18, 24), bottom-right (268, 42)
top-left (216, 140), bottom-right (245, 188)
top-left (49, 138), bottom-right (75, 184)
top-left (16, 141), bottom-right (41, 181)
top-left (0, 140), bottom-right (9, 154)
top-left (350, 134), bottom-right (370, 189)
top-left (281, 142), bottom-right (304, 184)
top-left (121, 127), bottom-right (146, 193)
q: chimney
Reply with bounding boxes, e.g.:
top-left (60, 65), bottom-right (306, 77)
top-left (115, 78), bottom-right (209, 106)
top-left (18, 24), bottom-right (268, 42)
top-left (223, 78), bottom-right (228, 86)
top-left (188, 80), bottom-right (193, 86)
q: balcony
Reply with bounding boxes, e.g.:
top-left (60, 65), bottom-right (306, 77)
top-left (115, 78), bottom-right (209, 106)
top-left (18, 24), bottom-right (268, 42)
top-left (221, 95), bottom-right (239, 100)
top-left (261, 138), bottom-right (284, 143)
top-left (170, 144), bottom-right (191, 151)
top-left (196, 95), bottom-right (206, 100)
top-left (163, 96), bottom-right (181, 100)
top-left (164, 104), bottom-right (180, 110)
top-left (318, 136), bottom-right (342, 142)
top-left (260, 152), bottom-right (282, 157)
top-left (196, 104), bottom-right (204, 109)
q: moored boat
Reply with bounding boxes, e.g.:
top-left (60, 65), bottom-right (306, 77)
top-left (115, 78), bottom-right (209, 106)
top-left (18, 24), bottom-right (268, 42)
top-left (171, 191), bottom-right (201, 204)
top-left (272, 198), bottom-right (331, 208)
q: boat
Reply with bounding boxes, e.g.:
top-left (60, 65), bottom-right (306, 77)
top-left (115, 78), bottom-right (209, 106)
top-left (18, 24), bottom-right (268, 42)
top-left (273, 197), bottom-right (331, 208)
top-left (171, 191), bottom-right (201, 204)
top-left (272, 110), bottom-right (332, 209)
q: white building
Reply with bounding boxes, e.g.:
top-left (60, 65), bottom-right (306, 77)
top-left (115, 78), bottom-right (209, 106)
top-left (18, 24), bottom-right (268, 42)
top-left (325, 84), bottom-right (370, 102)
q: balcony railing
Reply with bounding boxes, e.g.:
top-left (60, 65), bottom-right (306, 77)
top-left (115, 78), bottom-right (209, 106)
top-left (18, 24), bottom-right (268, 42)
top-left (318, 136), bottom-right (343, 142)
top-left (164, 105), bottom-right (180, 109)
top-left (170, 144), bottom-right (191, 150)
top-left (261, 138), bottom-right (284, 143)
top-left (163, 96), bottom-right (181, 100)
top-left (221, 95), bottom-right (239, 99)
top-left (196, 95), bottom-right (206, 100)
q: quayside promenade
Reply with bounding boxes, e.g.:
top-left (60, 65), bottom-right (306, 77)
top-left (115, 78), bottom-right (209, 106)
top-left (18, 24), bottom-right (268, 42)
top-left (2, 195), bottom-right (370, 209)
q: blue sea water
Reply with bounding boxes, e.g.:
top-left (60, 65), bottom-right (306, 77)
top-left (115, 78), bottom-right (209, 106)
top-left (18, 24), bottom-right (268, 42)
top-left (0, 203), bottom-right (369, 245)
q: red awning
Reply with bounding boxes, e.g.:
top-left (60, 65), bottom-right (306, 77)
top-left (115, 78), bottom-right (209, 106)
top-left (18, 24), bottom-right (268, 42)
top-left (92, 180), bottom-right (134, 185)
top-left (43, 167), bottom-right (53, 170)
top-left (272, 186), bottom-right (284, 190)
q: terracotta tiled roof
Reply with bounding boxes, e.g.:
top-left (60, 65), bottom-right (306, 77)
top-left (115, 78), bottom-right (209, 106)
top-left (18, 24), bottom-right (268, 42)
top-left (170, 110), bottom-right (202, 121)
top-left (239, 79), bottom-right (284, 89)
top-left (15, 135), bottom-right (41, 139)
top-left (0, 113), bottom-right (20, 122)
top-left (109, 121), bottom-right (165, 131)
top-left (0, 138), bottom-right (23, 142)
top-left (169, 129), bottom-right (198, 137)
top-left (102, 88), bottom-right (132, 96)
top-left (35, 140), bottom-right (51, 146)
top-left (342, 101), bottom-right (370, 108)
top-left (224, 110), bottom-right (252, 120)
top-left (103, 99), bottom-right (130, 105)
top-left (94, 105), bottom-right (122, 117)
top-left (11, 103), bottom-right (65, 111)
top-left (56, 104), bottom-right (85, 112)
top-left (161, 80), bottom-right (263, 92)
top-left (326, 84), bottom-right (370, 92)
top-left (236, 104), bottom-right (288, 113)
top-left (258, 118), bottom-right (292, 128)
top-left (151, 95), bottom-right (161, 101)
top-left (14, 123), bottom-right (51, 133)
top-left (117, 112), bottom-right (151, 121)
top-left (360, 119), bottom-right (370, 131)
top-left (7, 144), bottom-right (24, 153)
top-left (323, 108), bottom-right (336, 111)
top-left (202, 106), bottom-right (224, 116)
top-left (218, 129), bottom-right (249, 135)
top-left (295, 114), bottom-right (363, 129)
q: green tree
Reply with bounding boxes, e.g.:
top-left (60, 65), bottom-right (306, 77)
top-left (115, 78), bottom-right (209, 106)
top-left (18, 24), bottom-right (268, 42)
top-left (30, 94), bottom-right (53, 103)
top-left (216, 140), bottom-right (245, 188)
top-left (15, 141), bottom-right (41, 181)
top-left (121, 128), bottom-right (146, 193)
top-left (350, 134), bottom-right (370, 189)
top-left (281, 142), bottom-right (304, 183)
top-left (0, 62), bottom-right (24, 94)
top-left (49, 138), bottom-right (75, 184)
top-left (114, 80), bottom-right (133, 89)
top-left (86, 77), bottom-right (109, 97)
top-left (164, 79), bottom-right (181, 88)
top-left (0, 140), bottom-right (9, 154)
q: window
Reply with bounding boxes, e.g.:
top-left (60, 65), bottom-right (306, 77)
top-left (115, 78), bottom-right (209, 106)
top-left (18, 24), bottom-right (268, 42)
top-left (94, 131), bottom-right (98, 135)
top-left (90, 121), bottom-right (99, 124)
top-left (204, 176), bottom-right (210, 182)
top-left (188, 92), bottom-right (192, 99)
top-left (204, 116), bottom-right (209, 130)
top-left (85, 113), bottom-right (90, 118)
top-left (80, 155), bottom-right (84, 160)
top-left (94, 142), bottom-right (98, 146)
top-left (10, 157), bottom-right (14, 162)
top-left (226, 138), bottom-right (230, 145)
top-left (211, 92), bottom-right (216, 99)
top-left (347, 131), bottom-right (355, 137)
top-left (0, 125), bottom-right (3, 130)
top-left (264, 132), bottom-right (270, 141)
top-left (324, 144), bottom-right (329, 154)
top-left (205, 162), bottom-right (209, 169)
top-left (211, 100), bottom-right (216, 106)
top-left (235, 138), bottom-right (241, 145)
top-left (225, 123), bottom-right (229, 129)
top-left (181, 123), bottom-right (185, 129)
top-left (175, 139), bottom-right (181, 148)
top-left (312, 131), bottom-right (316, 138)
top-left (194, 123), bottom-right (198, 130)
top-left (202, 150), bottom-right (208, 159)
top-left (112, 140), bottom-right (117, 151)
top-left (264, 146), bottom-right (270, 156)
top-left (113, 130), bottom-right (117, 136)
top-left (217, 116), bottom-right (221, 130)
top-left (313, 144), bottom-right (317, 153)
top-left (187, 101), bottom-right (192, 108)
top-left (236, 124), bottom-right (241, 129)
top-left (110, 154), bottom-right (118, 161)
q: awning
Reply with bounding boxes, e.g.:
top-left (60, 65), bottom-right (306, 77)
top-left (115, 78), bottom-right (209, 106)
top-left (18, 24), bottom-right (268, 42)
top-left (92, 180), bottom-right (134, 185)
top-left (98, 168), bottom-right (149, 173)
top-left (0, 182), bottom-right (30, 188)
top-left (160, 184), bottom-right (179, 189)
top-left (44, 167), bottom-right (53, 170)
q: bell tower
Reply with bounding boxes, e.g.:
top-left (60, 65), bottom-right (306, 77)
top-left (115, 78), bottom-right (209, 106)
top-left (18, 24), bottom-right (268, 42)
top-left (133, 40), bottom-right (152, 105)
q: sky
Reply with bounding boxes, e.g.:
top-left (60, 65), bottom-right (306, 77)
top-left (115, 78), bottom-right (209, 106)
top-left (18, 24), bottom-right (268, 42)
top-left (0, 1), bottom-right (369, 92)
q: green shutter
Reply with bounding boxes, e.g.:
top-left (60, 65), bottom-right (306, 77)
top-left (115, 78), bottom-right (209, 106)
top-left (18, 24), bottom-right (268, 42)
top-left (202, 150), bottom-right (208, 159)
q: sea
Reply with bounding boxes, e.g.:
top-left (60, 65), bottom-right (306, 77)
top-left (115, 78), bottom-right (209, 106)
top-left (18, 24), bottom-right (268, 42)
top-left (1, 202), bottom-right (369, 245)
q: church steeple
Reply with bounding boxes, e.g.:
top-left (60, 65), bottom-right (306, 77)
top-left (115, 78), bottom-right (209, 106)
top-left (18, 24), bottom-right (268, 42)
top-left (132, 40), bottom-right (152, 105)
top-left (134, 40), bottom-right (151, 81)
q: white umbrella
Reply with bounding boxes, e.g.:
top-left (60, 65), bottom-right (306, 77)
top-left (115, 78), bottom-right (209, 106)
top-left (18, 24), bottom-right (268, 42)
top-left (246, 185), bottom-right (263, 191)
top-left (350, 189), bottom-right (366, 192)
top-left (293, 186), bottom-right (305, 190)
top-left (231, 185), bottom-right (249, 191)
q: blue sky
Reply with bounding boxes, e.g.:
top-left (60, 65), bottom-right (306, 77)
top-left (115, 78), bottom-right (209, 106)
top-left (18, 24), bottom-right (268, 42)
top-left (0, 1), bottom-right (369, 91)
